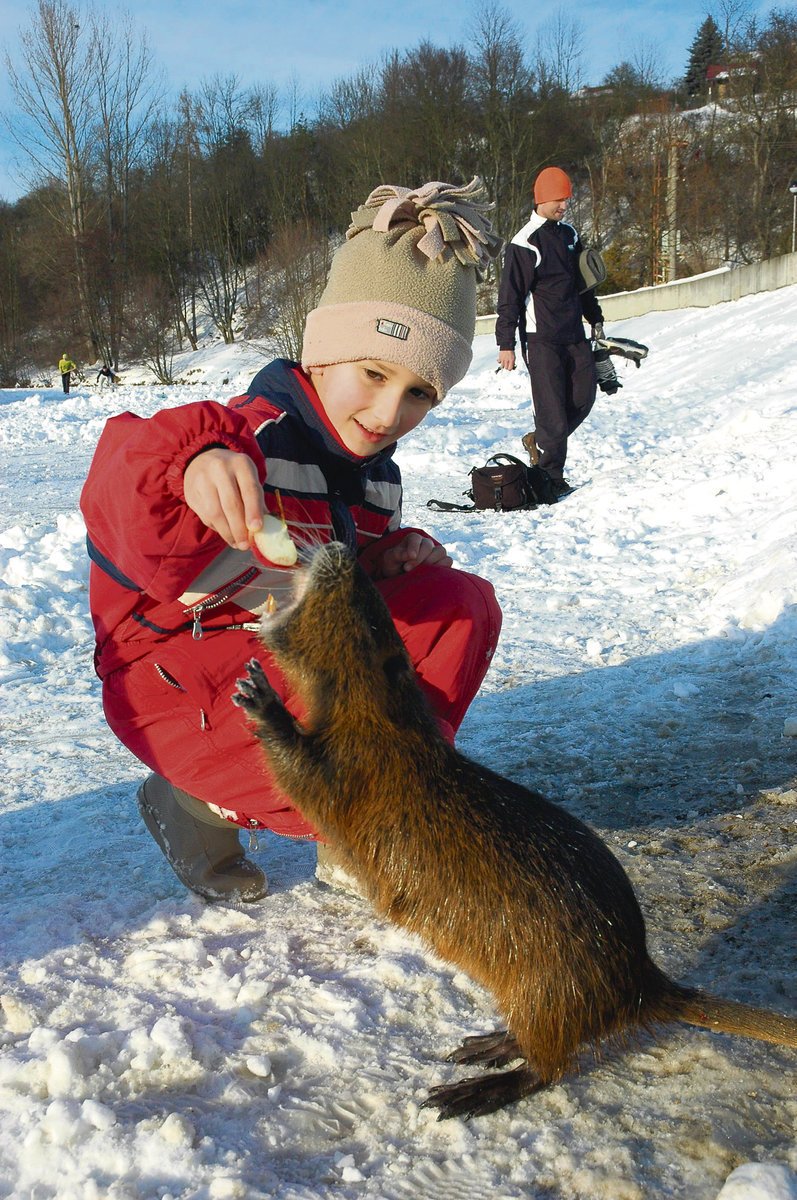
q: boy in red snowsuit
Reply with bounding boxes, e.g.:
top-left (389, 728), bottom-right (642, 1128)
top-left (80, 179), bottom-right (503, 902)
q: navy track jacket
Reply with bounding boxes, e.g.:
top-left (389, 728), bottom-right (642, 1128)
top-left (495, 211), bottom-right (604, 351)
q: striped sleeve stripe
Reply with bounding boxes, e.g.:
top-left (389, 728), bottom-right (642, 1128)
top-left (264, 457), bottom-right (328, 495)
top-left (364, 478), bottom-right (401, 515)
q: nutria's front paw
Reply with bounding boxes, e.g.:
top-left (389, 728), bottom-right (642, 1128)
top-left (233, 658), bottom-right (280, 713)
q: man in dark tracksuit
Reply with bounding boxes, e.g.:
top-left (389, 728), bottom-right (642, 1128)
top-left (496, 166), bottom-right (604, 498)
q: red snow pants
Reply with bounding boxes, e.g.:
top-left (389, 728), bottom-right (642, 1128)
top-left (102, 563), bottom-right (502, 837)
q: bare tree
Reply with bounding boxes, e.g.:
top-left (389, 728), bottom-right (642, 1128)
top-left (317, 65), bottom-right (386, 212)
top-left (197, 73), bottom-right (254, 153)
top-left (534, 7), bottom-right (585, 96)
top-left (6, 0), bottom-right (100, 355)
top-left (125, 274), bottom-right (177, 383)
top-left (726, 8), bottom-right (797, 259)
top-left (713, 0), bottom-right (755, 53)
top-left (0, 203), bottom-right (25, 385)
top-left (284, 73), bottom-right (307, 134)
top-left (628, 40), bottom-right (667, 92)
top-left (265, 222), bottom-right (335, 361)
top-left (249, 83), bottom-right (281, 156)
top-left (469, 2), bottom-right (537, 240)
top-left (92, 9), bottom-right (161, 367)
top-left (192, 76), bottom-right (263, 343)
top-left (177, 90), bottom-right (201, 348)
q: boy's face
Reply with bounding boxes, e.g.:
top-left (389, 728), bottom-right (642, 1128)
top-left (309, 360), bottom-right (436, 457)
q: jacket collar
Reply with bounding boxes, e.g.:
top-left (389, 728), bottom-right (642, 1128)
top-left (511, 210), bottom-right (546, 246)
top-left (512, 210), bottom-right (576, 246)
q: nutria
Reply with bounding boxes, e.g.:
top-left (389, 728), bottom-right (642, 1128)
top-left (233, 542), bottom-right (797, 1120)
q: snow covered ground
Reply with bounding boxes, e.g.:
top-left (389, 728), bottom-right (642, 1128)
top-left (1, 285), bottom-right (796, 1200)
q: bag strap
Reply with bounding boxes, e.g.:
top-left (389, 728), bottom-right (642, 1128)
top-left (427, 497), bottom-right (476, 512)
top-left (480, 453), bottom-right (528, 471)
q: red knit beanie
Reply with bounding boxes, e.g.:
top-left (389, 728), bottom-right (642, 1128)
top-left (533, 167), bottom-right (573, 204)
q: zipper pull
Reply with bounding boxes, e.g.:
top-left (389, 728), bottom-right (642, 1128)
top-left (247, 821), bottom-right (260, 853)
top-left (192, 611), bottom-right (203, 640)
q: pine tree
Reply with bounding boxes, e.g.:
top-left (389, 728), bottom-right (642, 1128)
top-left (684, 15), bottom-right (725, 97)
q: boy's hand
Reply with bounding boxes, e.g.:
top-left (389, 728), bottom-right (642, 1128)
top-left (497, 349), bottom-right (515, 371)
top-left (183, 447), bottom-right (265, 550)
top-left (378, 532), bottom-right (452, 577)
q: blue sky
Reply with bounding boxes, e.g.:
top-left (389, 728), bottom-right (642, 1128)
top-left (0, 0), bottom-right (774, 203)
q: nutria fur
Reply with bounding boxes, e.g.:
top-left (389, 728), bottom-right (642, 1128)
top-left (234, 542), bottom-right (797, 1119)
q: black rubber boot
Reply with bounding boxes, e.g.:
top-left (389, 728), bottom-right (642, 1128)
top-left (136, 773), bottom-right (267, 902)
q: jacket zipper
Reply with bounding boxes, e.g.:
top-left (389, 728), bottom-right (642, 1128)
top-left (243, 820), bottom-right (313, 850)
top-left (154, 664), bottom-right (185, 690)
top-left (185, 567), bottom-right (261, 641)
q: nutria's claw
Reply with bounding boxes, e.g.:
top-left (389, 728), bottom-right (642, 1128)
top-left (232, 681), bottom-right (252, 708)
top-left (446, 1029), bottom-right (522, 1068)
top-left (421, 1065), bottom-right (543, 1120)
top-left (233, 659), bottom-right (276, 709)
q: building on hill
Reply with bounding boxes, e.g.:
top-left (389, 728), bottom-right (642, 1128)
top-left (706, 61), bottom-right (760, 101)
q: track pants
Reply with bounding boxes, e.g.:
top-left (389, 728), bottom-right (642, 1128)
top-left (102, 563), bottom-right (502, 837)
top-left (526, 339), bottom-right (596, 479)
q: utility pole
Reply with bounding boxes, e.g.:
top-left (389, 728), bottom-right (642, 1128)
top-left (790, 179), bottom-right (797, 254)
top-left (666, 138), bottom-right (680, 282)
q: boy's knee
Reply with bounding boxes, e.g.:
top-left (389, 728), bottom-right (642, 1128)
top-left (379, 563), bottom-right (500, 624)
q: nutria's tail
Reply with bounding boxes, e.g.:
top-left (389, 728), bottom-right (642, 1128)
top-left (674, 992), bottom-right (797, 1047)
top-left (646, 962), bottom-right (797, 1048)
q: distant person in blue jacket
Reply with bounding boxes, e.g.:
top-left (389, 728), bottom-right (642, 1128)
top-left (96, 363), bottom-right (119, 387)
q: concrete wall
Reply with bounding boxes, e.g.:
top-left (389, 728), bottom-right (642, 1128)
top-left (475, 249), bottom-right (797, 335)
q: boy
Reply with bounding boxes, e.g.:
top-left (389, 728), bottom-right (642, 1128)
top-left (80, 178), bottom-right (503, 903)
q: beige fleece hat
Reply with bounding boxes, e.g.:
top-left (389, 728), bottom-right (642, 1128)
top-left (301, 178), bottom-right (501, 401)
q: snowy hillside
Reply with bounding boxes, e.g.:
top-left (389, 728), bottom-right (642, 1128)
top-left (1, 285), bottom-right (796, 1200)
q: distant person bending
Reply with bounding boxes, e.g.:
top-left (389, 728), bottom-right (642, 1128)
top-left (96, 364), bottom-right (118, 386)
top-left (495, 167), bottom-right (604, 499)
top-left (59, 353), bottom-right (77, 394)
top-left (79, 178), bottom-right (503, 905)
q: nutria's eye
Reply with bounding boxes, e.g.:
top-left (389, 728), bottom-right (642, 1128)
top-left (382, 654), bottom-right (409, 686)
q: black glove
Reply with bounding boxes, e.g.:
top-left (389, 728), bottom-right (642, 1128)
top-left (592, 322), bottom-right (604, 342)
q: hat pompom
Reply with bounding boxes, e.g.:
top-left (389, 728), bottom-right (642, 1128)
top-left (347, 178), bottom-right (501, 279)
